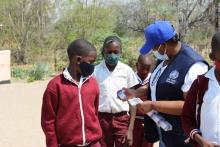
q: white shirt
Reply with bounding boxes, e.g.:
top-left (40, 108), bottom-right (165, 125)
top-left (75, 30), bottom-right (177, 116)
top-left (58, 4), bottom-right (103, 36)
top-left (135, 72), bottom-right (151, 119)
top-left (135, 72), bottom-right (151, 86)
top-left (93, 61), bottom-right (139, 113)
top-left (150, 61), bottom-right (208, 101)
top-left (150, 62), bottom-right (167, 101)
top-left (200, 67), bottom-right (220, 145)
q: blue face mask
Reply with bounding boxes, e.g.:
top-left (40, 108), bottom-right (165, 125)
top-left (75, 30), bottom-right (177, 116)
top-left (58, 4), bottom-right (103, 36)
top-left (152, 50), bottom-right (169, 61)
top-left (104, 53), bottom-right (120, 65)
top-left (152, 45), bottom-right (169, 61)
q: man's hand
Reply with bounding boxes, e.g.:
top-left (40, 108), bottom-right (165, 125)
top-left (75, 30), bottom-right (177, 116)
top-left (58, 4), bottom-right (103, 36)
top-left (137, 101), bottom-right (153, 114)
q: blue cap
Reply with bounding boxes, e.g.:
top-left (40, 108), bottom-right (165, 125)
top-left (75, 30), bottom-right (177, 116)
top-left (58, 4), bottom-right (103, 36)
top-left (140, 20), bottom-right (176, 55)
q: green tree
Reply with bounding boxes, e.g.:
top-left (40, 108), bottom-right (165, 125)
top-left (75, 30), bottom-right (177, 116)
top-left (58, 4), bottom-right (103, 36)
top-left (115, 0), bottom-right (175, 36)
top-left (0, 0), bottom-right (51, 64)
top-left (47, 0), bottom-right (117, 69)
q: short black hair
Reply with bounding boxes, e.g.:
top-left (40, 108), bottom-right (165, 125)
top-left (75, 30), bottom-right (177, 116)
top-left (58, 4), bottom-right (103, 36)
top-left (211, 32), bottom-right (220, 53)
top-left (166, 34), bottom-right (180, 44)
top-left (67, 39), bottom-right (96, 59)
top-left (137, 54), bottom-right (153, 65)
top-left (101, 36), bottom-right (122, 54)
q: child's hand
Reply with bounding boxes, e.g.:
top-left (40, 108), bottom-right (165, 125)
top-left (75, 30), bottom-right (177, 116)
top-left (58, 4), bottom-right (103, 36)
top-left (122, 88), bottom-right (136, 99)
top-left (126, 129), bottom-right (133, 146)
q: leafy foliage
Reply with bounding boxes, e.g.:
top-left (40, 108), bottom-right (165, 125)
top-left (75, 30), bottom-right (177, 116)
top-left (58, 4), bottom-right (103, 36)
top-left (1, 0), bottom-right (219, 72)
top-left (11, 64), bottom-right (50, 82)
top-left (11, 66), bottom-right (29, 79)
top-left (27, 63), bottom-right (50, 82)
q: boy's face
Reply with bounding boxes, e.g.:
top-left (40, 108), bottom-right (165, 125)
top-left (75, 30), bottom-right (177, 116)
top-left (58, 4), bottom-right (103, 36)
top-left (210, 50), bottom-right (220, 72)
top-left (77, 51), bottom-right (97, 64)
top-left (70, 50), bottom-right (97, 77)
top-left (210, 50), bottom-right (220, 62)
top-left (214, 50), bottom-right (220, 61)
top-left (213, 50), bottom-right (220, 72)
top-left (136, 62), bottom-right (151, 80)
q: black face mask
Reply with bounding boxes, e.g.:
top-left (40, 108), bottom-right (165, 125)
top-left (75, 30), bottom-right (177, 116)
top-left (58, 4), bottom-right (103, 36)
top-left (79, 62), bottom-right (94, 77)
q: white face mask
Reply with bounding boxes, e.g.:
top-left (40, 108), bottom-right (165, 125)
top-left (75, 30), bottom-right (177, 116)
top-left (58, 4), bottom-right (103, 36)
top-left (152, 45), bottom-right (169, 61)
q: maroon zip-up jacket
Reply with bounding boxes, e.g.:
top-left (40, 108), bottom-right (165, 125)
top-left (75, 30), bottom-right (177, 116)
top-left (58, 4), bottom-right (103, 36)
top-left (181, 75), bottom-right (209, 147)
top-left (41, 74), bottom-right (102, 147)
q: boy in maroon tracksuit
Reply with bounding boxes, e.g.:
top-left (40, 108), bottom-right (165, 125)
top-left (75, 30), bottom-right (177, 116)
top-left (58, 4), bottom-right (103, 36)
top-left (41, 39), bottom-right (102, 147)
top-left (182, 32), bottom-right (220, 147)
top-left (131, 55), bottom-right (154, 147)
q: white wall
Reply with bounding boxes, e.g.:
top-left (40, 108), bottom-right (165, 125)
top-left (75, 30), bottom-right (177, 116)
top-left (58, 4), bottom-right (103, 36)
top-left (0, 50), bottom-right (11, 83)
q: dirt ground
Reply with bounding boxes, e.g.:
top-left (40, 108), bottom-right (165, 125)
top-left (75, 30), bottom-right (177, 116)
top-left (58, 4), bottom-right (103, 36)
top-left (0, 79), bottom-right (159, 147)
top-left (0, 80), bottom-right (47, 147)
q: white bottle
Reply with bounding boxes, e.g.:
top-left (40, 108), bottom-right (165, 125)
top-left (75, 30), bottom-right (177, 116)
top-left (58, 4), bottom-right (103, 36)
top-left (128, 97), bottom-right (173, 131)
top-left (147, 111), bottom-right (173, 131)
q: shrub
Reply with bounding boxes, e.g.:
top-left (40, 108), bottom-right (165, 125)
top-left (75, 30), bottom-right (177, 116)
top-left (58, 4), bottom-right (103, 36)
top-left (11, 67), bottom-right (29, 79)
top-left (27, 63), bottom-right (50, 82)
top-left (55, 62), bottom-right (67, 72)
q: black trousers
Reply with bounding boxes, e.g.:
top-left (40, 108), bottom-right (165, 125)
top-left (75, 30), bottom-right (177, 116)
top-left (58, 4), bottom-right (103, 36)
top-left (161, 129), bottom-right (192, 147)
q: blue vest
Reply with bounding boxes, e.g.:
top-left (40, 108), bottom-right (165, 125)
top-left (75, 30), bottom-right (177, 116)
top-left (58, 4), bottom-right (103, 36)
top-left (145, 43), bottom-right (208, 136)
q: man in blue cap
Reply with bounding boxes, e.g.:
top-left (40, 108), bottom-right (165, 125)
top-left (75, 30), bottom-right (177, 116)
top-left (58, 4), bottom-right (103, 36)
top-left (126, 20), bottom-right (209, 147)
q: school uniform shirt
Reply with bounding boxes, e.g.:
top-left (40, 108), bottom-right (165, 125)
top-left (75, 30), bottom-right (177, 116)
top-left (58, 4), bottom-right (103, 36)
top-left (41, 68), bottom-right (102, 147)
top-left (135, 72), bottom-right (151, 119)
top-left (182, 67), bottom-right (220, 146)
top-left (200, 67), bottom-right (220, 145)
top-left (150, 61), bottom-right (208, 101)
top-left (93, 60), bottom-right (139, 113)
top-left (135, 72), bottom-right (151, 86)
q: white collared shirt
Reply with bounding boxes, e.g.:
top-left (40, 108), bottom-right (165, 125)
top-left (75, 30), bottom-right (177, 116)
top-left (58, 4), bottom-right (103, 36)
top-left (135, 72), bottom-right (151, 86)
top-left (150, 62), bottom-right (167, 101)
top-left (63, 68), bottom-right (79, 84)
top-left (135, 72), bottom-right (151, 119)
top-left (63, 68), bottom-right (88, 84)
top-left (200, 66), bottom-right (220, 145)
top-left (93, 61), bottom-right (139, 113)
top-left (150, 61), bottom-right (208, 101)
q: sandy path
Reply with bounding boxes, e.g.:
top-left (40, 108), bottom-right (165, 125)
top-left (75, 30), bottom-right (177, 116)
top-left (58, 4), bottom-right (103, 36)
top-left (0, 80), bottom-right (48, 147)
top-left (0, 80), bottom-right (159, 147)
